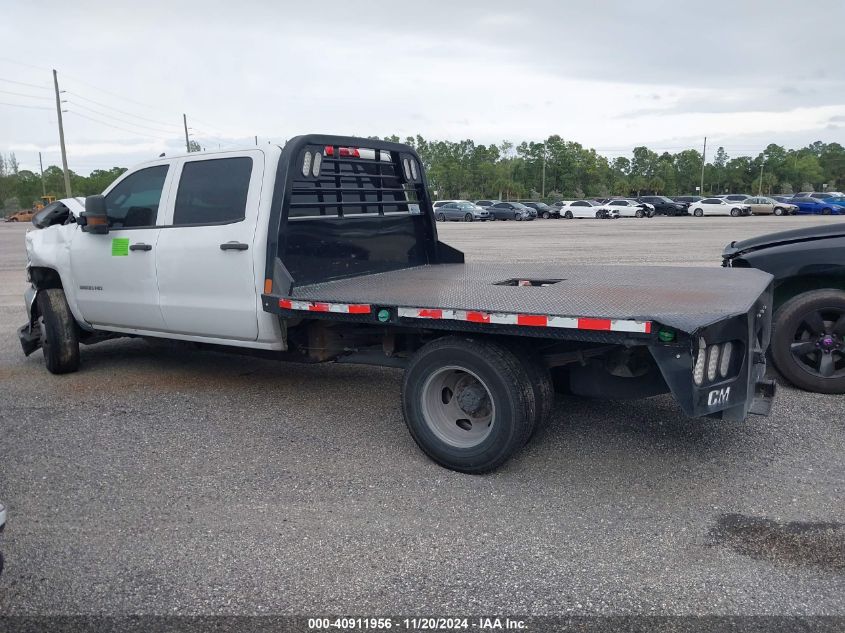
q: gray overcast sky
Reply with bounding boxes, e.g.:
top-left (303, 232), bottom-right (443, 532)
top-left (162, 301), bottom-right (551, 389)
top-left (1, 0), bottom-right (844, 174)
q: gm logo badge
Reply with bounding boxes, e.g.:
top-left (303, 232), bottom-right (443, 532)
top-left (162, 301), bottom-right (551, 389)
top-left (708, 387), bottom-right (731, 407)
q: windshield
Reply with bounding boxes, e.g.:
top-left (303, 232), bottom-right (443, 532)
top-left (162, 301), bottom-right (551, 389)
top-left (512, 203), bottom-right (529, 209)
top-left (534, 203), bottom-right (550, 210)
top-left (458, 203), bottom-right (479, 210)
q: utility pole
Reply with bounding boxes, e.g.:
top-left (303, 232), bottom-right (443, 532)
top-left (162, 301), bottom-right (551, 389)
top-left (758, 161), bottom-right (765, 195)
top-left (52, 69), bottom-right (71, 197)
top-left (541, 145), bottom-right (547, 199)
top-left (699, 136), bottom-right (707, 196)
top-left (183, 114), bottom-right (190, 152)
top-left (38, 152), bottom-right (46, 197)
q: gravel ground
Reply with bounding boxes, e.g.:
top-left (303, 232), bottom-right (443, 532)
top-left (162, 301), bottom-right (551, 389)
top-left (0, 216), bottom-right (843, 617)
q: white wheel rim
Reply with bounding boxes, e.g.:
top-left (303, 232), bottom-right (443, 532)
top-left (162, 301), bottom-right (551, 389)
top-left (420, 366), bottom-right (495, 449)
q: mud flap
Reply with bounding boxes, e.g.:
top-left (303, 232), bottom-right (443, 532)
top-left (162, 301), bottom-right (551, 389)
top-left (18, 324), bottom-right (41, 356)
top-left (19, 285), bottom-right (41, 356)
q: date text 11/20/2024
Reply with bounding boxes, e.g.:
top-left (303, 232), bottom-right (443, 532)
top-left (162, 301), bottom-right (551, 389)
top-left (307, 617), bottom-right (527, 630)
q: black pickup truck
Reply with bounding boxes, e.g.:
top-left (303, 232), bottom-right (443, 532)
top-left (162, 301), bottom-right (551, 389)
top-left (23, 134), bottom-right (775, 473)
top-left (723, 223), bottom-right (845, 393)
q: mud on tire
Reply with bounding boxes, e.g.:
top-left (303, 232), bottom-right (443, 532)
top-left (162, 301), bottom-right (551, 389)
top-left (37, 288), bottom-right (80, 374)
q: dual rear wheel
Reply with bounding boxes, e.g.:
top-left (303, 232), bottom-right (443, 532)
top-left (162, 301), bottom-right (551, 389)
top-left (402, 337), bottom-right (553, 473)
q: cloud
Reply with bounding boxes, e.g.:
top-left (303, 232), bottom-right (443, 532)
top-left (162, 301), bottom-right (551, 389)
top-left (2, 0), bottom-right (844, 173)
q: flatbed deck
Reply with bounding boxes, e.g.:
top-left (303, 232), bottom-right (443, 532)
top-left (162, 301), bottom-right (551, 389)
top-left (269, 263), bottom-right (772, 336)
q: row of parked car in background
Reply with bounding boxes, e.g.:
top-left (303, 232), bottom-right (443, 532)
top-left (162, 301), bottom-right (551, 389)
top-left (431, 191), bottom-right (845, 222)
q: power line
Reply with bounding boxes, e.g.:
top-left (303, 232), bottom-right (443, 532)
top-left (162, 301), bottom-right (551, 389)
top-left (0, 101), bottom-right (53, 110)
top-left (60, 72), bottom-right (183, 115)
top-left (0, 57), bottom-right (51, 72)
top-left (66, 111), bottom-right (174, 141)
top-left (0, 77), bottom-right (51, 90)
top-left (64, 91), bottom-right (183, 130)
top-left (0, 88), bottom-right (53, 100)
top-left (61, 75), bottom-right (230, 138)
top-left (66, 100), bottom-right (184, 135)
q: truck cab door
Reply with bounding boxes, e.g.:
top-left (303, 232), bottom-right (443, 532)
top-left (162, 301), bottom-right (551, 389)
top-left (69, 163), bottom-right (173, 330)
top-left (155, 151), bottom-right (263, 341)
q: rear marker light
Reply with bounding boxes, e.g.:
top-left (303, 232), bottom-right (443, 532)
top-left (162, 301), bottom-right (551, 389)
top-left (693, 338), bottom-right (707, 386)
top-left (719, 342), bottom-right (733, 378)
top-left (312, 151), bottom-right (321, 177)
top-left (403, 158), bottom-right (411, 180)
top-left (380, 150), bottom-right (392, 162)
top-left (706, 345), bottom-right (720, 382)
top-left (302, 151), bottom-right (312, 177)
top-left (410, 160), bottom-right (418, 179)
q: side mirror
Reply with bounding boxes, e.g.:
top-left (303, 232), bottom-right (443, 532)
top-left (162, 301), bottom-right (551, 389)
top-left (79, 195), bottom-right (109, 234)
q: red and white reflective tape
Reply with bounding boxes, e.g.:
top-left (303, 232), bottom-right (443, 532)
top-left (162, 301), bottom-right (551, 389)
top-left (279, 298), bottom-right (371, 314)
top-left (396, 307), bottom-right (652, 334)
top-left (277, 299), bottom-right (651, 334)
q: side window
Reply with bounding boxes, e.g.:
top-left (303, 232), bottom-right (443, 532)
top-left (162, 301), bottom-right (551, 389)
top-left (173, 157), bottom-right (253, 225)
top-left (573, 201), bottom-right (586, 207)
top-left (104, 165), bottom-right (169, 228)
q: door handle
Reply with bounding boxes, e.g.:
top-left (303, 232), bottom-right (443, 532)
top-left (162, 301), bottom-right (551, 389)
top-left (130, 243), bottom-right (152, 251)
top-left (220, 241), bottom-right (249, 251)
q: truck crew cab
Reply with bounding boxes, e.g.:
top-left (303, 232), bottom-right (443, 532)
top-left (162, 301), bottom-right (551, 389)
top-left (20, 135), bottom-right (776, 473)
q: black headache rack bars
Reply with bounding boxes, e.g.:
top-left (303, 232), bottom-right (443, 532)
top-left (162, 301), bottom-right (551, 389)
top-left (263, 134), bottom-right (462, 295)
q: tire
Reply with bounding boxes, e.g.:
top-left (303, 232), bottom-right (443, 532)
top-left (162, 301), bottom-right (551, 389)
top-left (770, 289), bottom-right (845, 394)
top-left (464, 213), bottom-right (473, 222)
top-left (693, 208), bottom-right (703, 217)
top-left (730, 208), bottom-right (740, 217)
top-left (436, 212), bottom-right (445, 222)
top-left (564, 211), bottom-right (573, 219)
top-left (506, 344), bottom-right (554, 442)
top-left (514, 212), bottom-right (522, 221)
top-left (635, 209), bottom-right (644, 218)
top-left (402, 337), bottom-right (536, 473)
top-left (773, 207), bottom-right (784, 216)
top-left (595, 211), bottom-right (603, 219)
top-left (542, 211), bottom-right (551, 219)
top-left (36, 288), bottom-right (80, 374)
top-left (8, 218), bottom-right (17, 222)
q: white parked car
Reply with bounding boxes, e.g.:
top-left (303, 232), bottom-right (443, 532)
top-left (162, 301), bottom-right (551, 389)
top-left (559, 200), bottom-right (608, 219)
top-left (690, 197), bottom-right (751, 217)
top-left (599, 199), bottom-right (653, 218)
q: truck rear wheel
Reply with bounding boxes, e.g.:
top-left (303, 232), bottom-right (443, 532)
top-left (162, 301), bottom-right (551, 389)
top-left (37, 288), bottom-right (80, 374)
top-left (402, 337), bottom-right (535, 473)
top-left (507, 345), bottom-right (554, 441)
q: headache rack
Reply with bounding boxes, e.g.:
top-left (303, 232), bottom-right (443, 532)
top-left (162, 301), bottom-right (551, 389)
top-left (288, 144), bottom-right (420, 217)
top-left (265, 134), bottom-right (462, 291)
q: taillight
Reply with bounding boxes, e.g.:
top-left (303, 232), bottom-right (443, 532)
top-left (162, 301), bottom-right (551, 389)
top-left (693, 338), bottom-right (739, 386)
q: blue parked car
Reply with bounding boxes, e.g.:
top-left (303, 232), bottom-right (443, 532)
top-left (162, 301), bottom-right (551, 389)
top-left (825, 196), bottom-right (845, 211)
top-left (790, 196), bottom-right (840, 215)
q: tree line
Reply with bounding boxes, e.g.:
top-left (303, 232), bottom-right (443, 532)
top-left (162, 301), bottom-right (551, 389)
top-left (2, 137), bottom-right (844, 215)
top-left (389, 136), bottom-right (845, 201)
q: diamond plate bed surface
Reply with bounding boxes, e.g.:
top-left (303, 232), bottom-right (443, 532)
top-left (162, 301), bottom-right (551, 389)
top-left (289, 263), bottom-right (773, 332)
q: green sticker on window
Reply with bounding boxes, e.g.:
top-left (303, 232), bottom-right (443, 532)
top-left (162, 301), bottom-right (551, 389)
top-left (111, 238), bottom-right (130, 257)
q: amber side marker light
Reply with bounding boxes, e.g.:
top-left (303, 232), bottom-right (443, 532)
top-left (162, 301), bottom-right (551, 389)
top-left (264, 279), bottom-right (273, 295)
